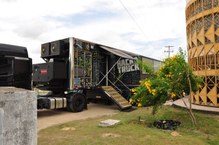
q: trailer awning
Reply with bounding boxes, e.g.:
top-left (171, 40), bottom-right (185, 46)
top-left (100, 46), bottom-right (136, 60)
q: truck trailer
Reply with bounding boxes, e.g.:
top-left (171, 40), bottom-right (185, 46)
top-left (0, 38), bottom-right (162, 112)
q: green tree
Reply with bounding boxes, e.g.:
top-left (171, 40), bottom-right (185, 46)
top-left (131, 48), bottom-right (202, 126)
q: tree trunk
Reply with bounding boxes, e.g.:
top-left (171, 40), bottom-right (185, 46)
top-left (186, 72), bottom-right (197, 127)
top-left (179, 94), bottom-right (196, 126)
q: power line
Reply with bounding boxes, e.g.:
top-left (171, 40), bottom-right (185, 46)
top-left (118, 0), bottom-right (147, 39)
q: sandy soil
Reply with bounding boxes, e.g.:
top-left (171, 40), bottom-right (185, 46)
top-left (37, 103), bottom-right (118, 131)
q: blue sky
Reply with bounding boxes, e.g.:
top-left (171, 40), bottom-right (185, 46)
top-left (0, 0), bottom-right (187, 63)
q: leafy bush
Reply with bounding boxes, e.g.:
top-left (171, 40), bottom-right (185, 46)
top-left (130, 49), bottom-right (203, 114)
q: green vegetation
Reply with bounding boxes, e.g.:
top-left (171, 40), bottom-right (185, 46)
top-left (131, 49), bottom-right (203, 126)
top-left (131, 49), bottom-right (202, 115)
top-left (38, 106), bottom-right (219, 145)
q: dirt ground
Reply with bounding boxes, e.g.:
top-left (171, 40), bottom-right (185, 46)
top-left (37, 103), bottom-right (118, 131)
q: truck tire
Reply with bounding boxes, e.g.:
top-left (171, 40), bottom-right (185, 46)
top-left (67, 93), bottom-right (86, 112)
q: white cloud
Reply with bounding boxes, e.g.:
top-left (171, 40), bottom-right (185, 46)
top-left (0, 0), bottom-right (17, 2)
top-left (0, 0), bottom-right (187, 63)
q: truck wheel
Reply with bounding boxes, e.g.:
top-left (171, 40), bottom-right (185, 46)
top-left (67, 93), bottom-right (86, 112)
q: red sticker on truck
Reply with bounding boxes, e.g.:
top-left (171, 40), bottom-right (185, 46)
top-left (40, 69), bottom-right (48, 75)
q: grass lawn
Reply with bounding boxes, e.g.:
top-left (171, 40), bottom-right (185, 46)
top-left (38, 106), bottom-right (219, 145)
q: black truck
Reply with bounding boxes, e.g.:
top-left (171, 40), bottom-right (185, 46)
top-left (0, 37), bottom-right (162, 112)
top-left (0, 44), bottom-right (32, 90)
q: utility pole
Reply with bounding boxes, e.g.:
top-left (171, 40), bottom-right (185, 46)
top-left (164, 46), bottom-right (174, 58)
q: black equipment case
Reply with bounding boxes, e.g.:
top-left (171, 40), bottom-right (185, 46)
top-left (0, 43), bottom-right (32, 90)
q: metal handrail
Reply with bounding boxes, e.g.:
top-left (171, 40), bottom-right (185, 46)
top-left (97, 56), bottom-right (132, 97)
top-left (99, 72), bottom-right (122, 93)
top-left (113, 72), bottom-right (125, 84)
top-left (97, 57), bottom-right (121, 85)
top-left (109, 72), bottom-right (130, 91)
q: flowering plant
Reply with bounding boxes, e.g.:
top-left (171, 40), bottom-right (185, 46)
top-left (131, 49), bottom-right (202, 115)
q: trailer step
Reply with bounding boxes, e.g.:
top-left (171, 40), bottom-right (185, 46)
top-left (101, 86), bottom-right (132, 110)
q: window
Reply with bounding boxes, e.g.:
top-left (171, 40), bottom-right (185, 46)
top-left (206, 54), bottom-right (215, 70)
top-left (215, 35), bottom-right (219, 43)
top-left (204, 14), bottom-right (213, 33)
top-left (198, 56), bottom-right (205, 70)
top-left (196, 18), bottom-right (203, 34)
top-left (214, 13), bottom-right (219, 29)
top-left (199, 0), bottom-right (203, 12)
top-left (214, 0), bottom-right (218, 7)
top-left (203, 0), bottom-right (212, 10)
top-left (191, 21), bottom-right (196, 37)
top-left (216, 52), bottom-right (219, 69)
top-left (205, 37), bottom-right (212, 44)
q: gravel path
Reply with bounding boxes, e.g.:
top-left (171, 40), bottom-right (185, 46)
top-left (37, 103), bottom-right (118, 131)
